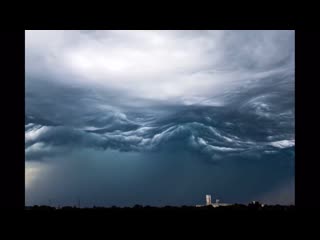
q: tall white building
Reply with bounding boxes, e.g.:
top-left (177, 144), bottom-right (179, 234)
top-left (206, 195), bottom-right (212, 205)
top-left (196, 194), bottom-right (230, 208)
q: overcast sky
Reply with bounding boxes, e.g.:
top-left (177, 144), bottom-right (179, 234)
top-left (25, 30), bottom-right (295, 207)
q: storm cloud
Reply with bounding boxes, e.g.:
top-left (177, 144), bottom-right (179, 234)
top-left (25, 30), bottom-right (295, 206)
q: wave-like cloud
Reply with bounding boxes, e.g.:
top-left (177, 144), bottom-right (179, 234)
top-left (25, 102), bottom-right (294, 162)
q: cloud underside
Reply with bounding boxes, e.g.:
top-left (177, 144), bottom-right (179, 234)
top-left (25, 70), bottom-right (294, 162)
top-left (25, 98), bottom-right (294, 167)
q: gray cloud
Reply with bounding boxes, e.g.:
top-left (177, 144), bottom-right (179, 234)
top-left (26, 30), bottom-right (294, 104)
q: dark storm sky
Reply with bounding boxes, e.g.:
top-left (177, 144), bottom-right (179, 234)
top-left (25, 30), bottom-right (295, 206)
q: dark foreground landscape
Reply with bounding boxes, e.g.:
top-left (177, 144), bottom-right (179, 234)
top-left (26, 202), bottom-right (295, 213)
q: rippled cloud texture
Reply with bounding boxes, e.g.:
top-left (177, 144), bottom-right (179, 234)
top-left (25, 30), bottom-right (295, 206)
